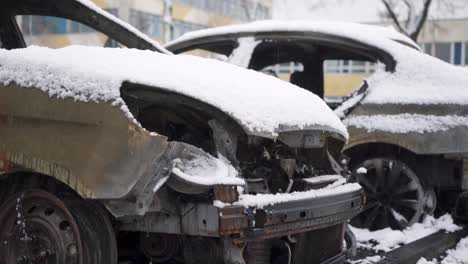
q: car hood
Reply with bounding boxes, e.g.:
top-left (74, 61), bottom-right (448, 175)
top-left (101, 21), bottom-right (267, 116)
top-left (0, 46), bottom-right (348, 140)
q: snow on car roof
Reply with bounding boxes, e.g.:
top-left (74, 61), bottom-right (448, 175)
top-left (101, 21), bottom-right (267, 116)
top-left (168, 20), bottom-right (468, 107)
top-left (0, 45), bottom-right (348, 139)
top-left (166, 20), bottom-right (419, 50)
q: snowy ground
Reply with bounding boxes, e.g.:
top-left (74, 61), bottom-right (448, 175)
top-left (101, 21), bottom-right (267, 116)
top-left (349, 214), bottom-right (468, 264)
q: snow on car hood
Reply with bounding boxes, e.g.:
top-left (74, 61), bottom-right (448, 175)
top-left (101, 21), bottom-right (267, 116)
top-left (0, 46), bottom-right (348, 139)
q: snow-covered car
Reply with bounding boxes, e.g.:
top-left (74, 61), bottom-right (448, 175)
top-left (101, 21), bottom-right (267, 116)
top-left (166, 20), bottom-right (468, 231)
top-left (0, 2), bottom-right (363, 263)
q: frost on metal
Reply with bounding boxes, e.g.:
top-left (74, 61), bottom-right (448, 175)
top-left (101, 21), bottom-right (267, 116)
top-left (0, 45), bottom-right (347, 139)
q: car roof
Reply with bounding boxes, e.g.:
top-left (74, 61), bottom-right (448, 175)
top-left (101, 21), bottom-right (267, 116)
top-left (166, 20), bottom-right (421, 52)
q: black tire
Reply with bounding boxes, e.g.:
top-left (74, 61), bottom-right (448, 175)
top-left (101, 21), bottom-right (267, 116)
top-left (350, 158), bottom-right (425, 230)
top-left (66, 199), bottom-right (118, 264)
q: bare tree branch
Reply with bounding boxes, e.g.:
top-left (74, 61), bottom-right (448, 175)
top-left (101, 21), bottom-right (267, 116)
top-left (381, 0), bottom-right (407, 34)
top-left (410, 0), bottom-right (432, 40)
top-left (381, 0), bottom-right (434, 41)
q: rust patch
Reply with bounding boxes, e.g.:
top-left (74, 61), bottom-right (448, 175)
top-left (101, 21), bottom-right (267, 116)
top-left (0, 151), bottom-right (95, 198)
top-left (0, 152), bottom-right (13, 174)
top-left (219, 206), bottom-right (247, 236)
top-left (214, 185), bottom-right (239, 203)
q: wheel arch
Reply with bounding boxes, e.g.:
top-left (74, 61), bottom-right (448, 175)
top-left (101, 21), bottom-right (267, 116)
top-left (344, 142), bottom-right (418, 167)
top-left (344, 142), bottom-right (436, 185)
top-left (0, 171), bottom-right (83, 201)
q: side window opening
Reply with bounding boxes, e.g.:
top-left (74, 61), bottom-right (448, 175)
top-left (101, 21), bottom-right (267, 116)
top-left (15, 15), bottom-right (125, 48)
top-left (262, 62), bottom-right (304, 81)
top-left (179, 48), bottom-right (229, 62)
top-left (323, 59), bottom-right (383, 105)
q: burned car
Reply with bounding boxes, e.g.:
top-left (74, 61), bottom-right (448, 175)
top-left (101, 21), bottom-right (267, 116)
top-left (0, 2), bottom-right (363, 264)
top-left (166, 20), bottom-right (468, 231)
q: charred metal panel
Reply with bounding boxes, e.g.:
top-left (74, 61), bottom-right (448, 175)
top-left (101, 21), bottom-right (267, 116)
top-left (345, 103), bottom-right (468, 155)
top-left (0, 84), bottom-right (168, 198)
top-left (353, 103), bottom-right (468, 116)
top-left (346, 126), bottom-right (468, 155)
top-left (118, 203), bottom-right (220, 237)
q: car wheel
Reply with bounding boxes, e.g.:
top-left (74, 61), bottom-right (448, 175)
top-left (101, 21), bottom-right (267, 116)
top-left (0, 190), bottom-right (85, 264)
top-left (0, 190), bottom-right (118, 264)
top-left (350, 158), bottom-right (425, 230)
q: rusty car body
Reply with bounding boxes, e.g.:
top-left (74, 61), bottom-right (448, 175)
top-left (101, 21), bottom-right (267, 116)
top-left (0, 2), bottom-right (363, 263)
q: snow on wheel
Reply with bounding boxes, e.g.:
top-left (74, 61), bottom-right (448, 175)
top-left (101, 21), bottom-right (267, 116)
top-left (351, 158), bottom-right (425, 230)
top-left (0, 190), bottom-right (84, 264)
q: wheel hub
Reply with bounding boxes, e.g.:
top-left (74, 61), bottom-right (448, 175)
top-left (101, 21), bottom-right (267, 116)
top-left (0, 191), bottom-right (83, 264)
top-left (351, 158), bottom-right (424, 230)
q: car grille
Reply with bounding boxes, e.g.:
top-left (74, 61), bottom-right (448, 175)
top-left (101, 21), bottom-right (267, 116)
top-left (292, 224), bottom-right (344, 264)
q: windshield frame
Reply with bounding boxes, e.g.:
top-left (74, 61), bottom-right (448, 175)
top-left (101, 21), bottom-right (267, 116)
top-left (2, 0), bottom-right (170, 53)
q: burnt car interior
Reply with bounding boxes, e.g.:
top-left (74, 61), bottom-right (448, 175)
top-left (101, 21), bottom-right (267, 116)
top-left (173, 34), bottom-right (396, 100)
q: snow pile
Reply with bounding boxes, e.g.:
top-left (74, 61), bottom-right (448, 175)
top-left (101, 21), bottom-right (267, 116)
top-left (441, 238), bottom-right (468, 264)
top-left (230, 182), bottom-right (361, 208)
top-left (351, 214), bottom-right (461, 252)
top-left (171, 154), bottom-right (244, 186)
top-left (364, 57), bottom-right (468, 105)
top-left (417, 236), bottom-right (468, 264)
top-left (344, 114), bottom-right (468, 134)
top-left (0, 46), bottom-right (347, 139)
top-left (76, 0), bottom-right (170, 54)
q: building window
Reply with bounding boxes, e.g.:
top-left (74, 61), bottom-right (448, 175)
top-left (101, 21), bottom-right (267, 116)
top-left (465, 42), bottom-right (468, 65)
top-left (175, 0), bottom-right (270, 21)
top-left (422, 43), bottom-right (432, 54)
top-left (421, 42), bottom-right (468, 66)
top-left (17, 15), bottom-right (97, 35)
top-left (323, 60), bottom-right (379, 75)
top-left (454, 42), bottom-right (462, 65)
top-left (129, 10), bottom-right (164, 38)
top-left (172, 20), bottom-right (205, 39)
top-left (434, 42), bottom-right (451, 63)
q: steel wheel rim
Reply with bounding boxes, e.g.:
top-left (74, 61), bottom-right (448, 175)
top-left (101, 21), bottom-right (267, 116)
top-left (351, 158), bottom-right (424, 230)
top-left (0, 190), bottom-right (83, 264)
